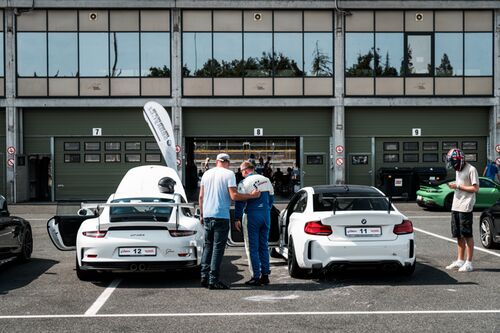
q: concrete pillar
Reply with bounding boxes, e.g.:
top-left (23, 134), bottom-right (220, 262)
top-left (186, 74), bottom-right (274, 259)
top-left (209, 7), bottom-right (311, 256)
top-left (4, 9), bottom-right (17, 203)
top-left (333, 11), bottom-right (345, 185)
top-left (493, 10), bottom-right (500, 163)
top-left (171, 8), bottom-right (183, 181)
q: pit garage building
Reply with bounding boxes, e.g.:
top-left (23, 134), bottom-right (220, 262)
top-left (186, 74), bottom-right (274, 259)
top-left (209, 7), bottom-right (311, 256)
top-left (0, 0), bottom-right (499, 202)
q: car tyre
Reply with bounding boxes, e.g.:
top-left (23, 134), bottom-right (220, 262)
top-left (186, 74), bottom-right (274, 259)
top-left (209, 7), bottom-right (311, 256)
top-left (287, 238), bottom-right (308, 279)
top-left (444, 194), bottom-right (453, 211)
top-left (76, 257), bottom-right (100, 282)
top-left (479, 217), bottom-right (498, 249)
top-left (17, 228), bottom-right (33, 262)
top-left (401, 259), bottom-right (416, 276)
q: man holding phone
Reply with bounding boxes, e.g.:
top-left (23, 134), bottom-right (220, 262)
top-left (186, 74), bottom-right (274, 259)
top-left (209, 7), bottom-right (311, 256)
top-left (445, 148), bottom-right (479, 272)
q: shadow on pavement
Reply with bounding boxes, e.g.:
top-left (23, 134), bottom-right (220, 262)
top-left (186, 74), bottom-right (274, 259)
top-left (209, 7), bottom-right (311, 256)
top-left (0, 258), bottom-right (58, 294)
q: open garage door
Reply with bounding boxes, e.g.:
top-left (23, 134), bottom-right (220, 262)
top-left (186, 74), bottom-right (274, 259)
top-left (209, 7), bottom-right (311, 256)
top-left (54, 137), bottom-right (163, 201)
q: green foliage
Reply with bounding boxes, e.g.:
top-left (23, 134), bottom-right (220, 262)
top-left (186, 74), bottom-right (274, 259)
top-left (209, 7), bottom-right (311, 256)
top-left (147, 65), bottom-right (171, 77)
top-left (310, 41), bottom-right (332, 76)
top-left (346, 48), bottom-right (375, 77)
top-left (435, 53), bottom-right (454, 76)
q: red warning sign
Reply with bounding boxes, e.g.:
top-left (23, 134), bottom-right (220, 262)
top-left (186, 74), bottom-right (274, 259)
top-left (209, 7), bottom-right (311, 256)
top-left (336, 158), bottom-right (344, 166)
top-left (335, 145), bottom-right (344, 154)
top-left (7, 146), bottom-right (16, 155)
top-left (7, 158), bottom-right (14, 167)
top-left (175, 145), bottom-right (181, 153)
top-left (496, 144), bottom-right (500, 153)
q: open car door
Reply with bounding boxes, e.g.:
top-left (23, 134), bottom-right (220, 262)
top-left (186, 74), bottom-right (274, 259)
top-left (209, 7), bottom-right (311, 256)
top-left (228, 205), bottom-right (280, 247)
top-left (47, 215), bottom-right (94, 251)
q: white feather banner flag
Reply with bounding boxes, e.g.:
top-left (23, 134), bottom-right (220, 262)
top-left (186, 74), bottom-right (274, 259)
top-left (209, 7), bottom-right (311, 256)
top-left (143, 101), bottom-right (178, 173)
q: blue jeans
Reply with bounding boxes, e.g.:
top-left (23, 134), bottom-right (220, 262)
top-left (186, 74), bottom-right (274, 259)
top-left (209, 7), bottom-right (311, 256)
top-left (201, 218), bottom-right (230, 284)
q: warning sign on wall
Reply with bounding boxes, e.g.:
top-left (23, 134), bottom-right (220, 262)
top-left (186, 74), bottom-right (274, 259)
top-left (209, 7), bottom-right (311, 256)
top-left (394, 178), bottom-right (403, 187)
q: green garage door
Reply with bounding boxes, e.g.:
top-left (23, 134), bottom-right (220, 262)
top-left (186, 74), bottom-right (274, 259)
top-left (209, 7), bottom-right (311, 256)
top-left (54, 137), bottom-right (163, 201)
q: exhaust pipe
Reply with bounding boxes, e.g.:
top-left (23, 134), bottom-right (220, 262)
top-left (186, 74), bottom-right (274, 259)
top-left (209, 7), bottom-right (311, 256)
top-left (138, 264), bottom-right (146, 271)
top-left (130, 264), bottom-right (138, 271)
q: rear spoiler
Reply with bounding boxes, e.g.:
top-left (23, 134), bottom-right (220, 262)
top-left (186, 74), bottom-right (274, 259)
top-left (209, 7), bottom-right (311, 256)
top-left (318, 195), bottom-right (393, 215)
top-left (80, 194), bottom-right (197, 232)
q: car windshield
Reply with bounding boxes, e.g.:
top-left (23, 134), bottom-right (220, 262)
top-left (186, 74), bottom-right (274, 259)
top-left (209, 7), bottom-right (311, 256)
top-left (313, 192), bottom-right (392, 212)
top-left (109, 197), bottom-right (174, 222)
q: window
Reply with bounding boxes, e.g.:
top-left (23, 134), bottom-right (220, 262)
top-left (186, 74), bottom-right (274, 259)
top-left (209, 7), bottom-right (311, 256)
top-left (64, 154), bottom-right (80, 163)
top-left (304, 33), bottom-right (333, 76)
top-left (306, 155), bottom-right (323, 165)
top-left (479, 178), bottom-right (496, 188)
top-left (105, 142), bottom-right (121, 151)
top-left (464, 153), bottom-right (477, 162)
top-left (17, 33), bottom-right (47, 77)
top-left (403, 142), bottom-right (419, 151)
top-left (345, 33), bottom-right (374, 77)
top-left (125, 154), bottom-right (141, 162)
top-left (423, 153), bottom-right (438, 162)
top-left (182, 32), bottom-right (212, 77)
top-left (423, 142), bottom-right (438, 151)
top-left (145, 142), bottom-right (159, 150)
top-left (293, 192), bottom-right (308, 213)
top-left (64, 142), bottom-right (80, 151)
top-left (465, 33), bottom-right (492, 76)
top-left (85, 142), bottom-right (101, 151)
top-left (351, 155), bottom-right (368, 165)
top-left (384, 154), bottom-right (399, 162)
top-left (244, 33), bottom-right (272, 77)
top-left (125, 142), bottom-right (141, 150)
top-left (105, 154), bottom-right (121, 163)
top-left (435, 33), bottom-right (462, 76)
top-left (145, 154), bottom-right (161, 162)
top-left (80, 33), bottom-right (109, 77)
top-left (383, 142), bottom-right (399, 151)
top-left (141, 32), bottom-right (170, 77)
top-left (462, 141), bottom-right (477, 150)
top-left (442, 142), bottom-right (458, 150)
top-left (403, 154), bottom-right (419, 162)
top-left (48, 33), bottom-right (78, 77)
top-left (375, 33), bottom-right (403, 77)
top-left (110, 32), bottom-right (140, 77)
top-left (85, 154), bottom-right (101, 163)
top-left (274, 33), bottom-right (303, 77)
top-left (406, 35), bottom-right (432, 75)
top-left (213, 33), bottom-right (243, 77)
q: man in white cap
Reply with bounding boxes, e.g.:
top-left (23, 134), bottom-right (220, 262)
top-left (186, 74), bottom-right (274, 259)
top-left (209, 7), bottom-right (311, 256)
top-left (199, 153), bottom-right (260, 289)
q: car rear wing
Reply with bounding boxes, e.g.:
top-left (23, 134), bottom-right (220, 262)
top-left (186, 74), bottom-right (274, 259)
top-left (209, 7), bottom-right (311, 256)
top-left (317, 195), bottom-right (393, 215)
top-left (80, 195), bottom-right (197, 231)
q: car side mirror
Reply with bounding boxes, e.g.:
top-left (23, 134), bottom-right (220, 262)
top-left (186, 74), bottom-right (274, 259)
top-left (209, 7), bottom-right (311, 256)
top-left (194, 207), bottom-right (201, 219)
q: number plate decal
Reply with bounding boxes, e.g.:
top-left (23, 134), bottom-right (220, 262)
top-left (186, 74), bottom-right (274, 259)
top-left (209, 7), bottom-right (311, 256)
top-left (345, 227), bottom-right (382, 237)
top-left (119, 247), bottom-right (157, 256)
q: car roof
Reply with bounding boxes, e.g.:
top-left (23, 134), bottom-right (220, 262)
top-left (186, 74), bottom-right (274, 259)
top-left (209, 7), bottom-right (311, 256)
top-left (311, 185), bottom-right (383, 196)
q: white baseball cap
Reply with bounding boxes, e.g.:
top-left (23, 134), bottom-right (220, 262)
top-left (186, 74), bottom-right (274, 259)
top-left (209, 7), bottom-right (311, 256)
top-left (216, 153), bottom-right (230, 162)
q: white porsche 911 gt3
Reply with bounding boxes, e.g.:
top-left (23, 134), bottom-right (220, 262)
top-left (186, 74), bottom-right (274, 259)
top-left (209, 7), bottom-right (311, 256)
top-left (276, 185), bottom-right (416, 278)
top-left (47, 165), bottom-right (204, 281)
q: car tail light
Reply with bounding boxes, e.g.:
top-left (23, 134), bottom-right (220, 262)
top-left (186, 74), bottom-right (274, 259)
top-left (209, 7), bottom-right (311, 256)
top-left (169, 230), bottom-right (197, 237)
top-left (393, 220), bottom-right (413, 235)
top-left (304, 221), bottom-right (332, 236)
top-left (82, 230), bottom-right (107, 238)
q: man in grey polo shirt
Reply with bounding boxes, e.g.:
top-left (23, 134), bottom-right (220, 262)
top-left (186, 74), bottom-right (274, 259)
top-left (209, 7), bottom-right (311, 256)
top-left (199, 153), bottom-right (260, 289)
top-left (445, 148), bottom-right (479, 272)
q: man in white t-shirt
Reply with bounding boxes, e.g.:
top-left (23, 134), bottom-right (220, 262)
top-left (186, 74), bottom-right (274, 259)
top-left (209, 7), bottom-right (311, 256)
top-left (444, 148), bottom-right (479, 272)
top-left (199, 153), bottom-right (260, 290)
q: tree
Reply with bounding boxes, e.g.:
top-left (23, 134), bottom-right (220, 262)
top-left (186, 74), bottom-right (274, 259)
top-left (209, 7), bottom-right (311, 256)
top-left (310, 41), bottom-right (332, 76)
top-left (435, 53), bottom-right (454, 76)
top-left (346, 48), bottom-right (375, 77)
top-left (374, 50), bottom-right (398, 77)
top-left (148, 65), bottom-right (171, 77)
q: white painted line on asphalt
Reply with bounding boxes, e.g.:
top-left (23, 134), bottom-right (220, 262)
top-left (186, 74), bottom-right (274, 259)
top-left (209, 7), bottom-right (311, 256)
top-left (1, 309), bottom-right (500, 319)
top-left (84, 279), bottom-right (121, 316)
top-left (414, 227), bottom-right (500, 258)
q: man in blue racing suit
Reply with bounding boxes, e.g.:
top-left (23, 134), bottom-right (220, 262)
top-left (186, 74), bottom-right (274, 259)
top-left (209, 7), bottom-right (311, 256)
top-left (234, 161), bottom-right (275, 286)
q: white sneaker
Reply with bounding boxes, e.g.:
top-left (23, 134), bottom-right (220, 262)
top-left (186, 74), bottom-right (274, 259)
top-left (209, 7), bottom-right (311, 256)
top-left (445, 260), bottom-right (465, 270)
top-left (458, 261), bottom-right (473, 272)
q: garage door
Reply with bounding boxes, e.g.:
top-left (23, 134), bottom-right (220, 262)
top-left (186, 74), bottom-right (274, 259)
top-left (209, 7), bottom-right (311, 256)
top-left (54, 137), bottom-right (163, 201)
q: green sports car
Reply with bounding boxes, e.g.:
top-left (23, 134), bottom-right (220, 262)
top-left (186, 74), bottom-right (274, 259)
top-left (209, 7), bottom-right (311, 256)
top-left (416, 177), bottom-right (500, 211)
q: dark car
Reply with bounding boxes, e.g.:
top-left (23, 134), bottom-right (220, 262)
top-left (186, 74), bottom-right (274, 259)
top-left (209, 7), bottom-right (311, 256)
top-left (0, 195), bottom-right (33, 264)
top-left (479, 200), bottom-right (500, 249)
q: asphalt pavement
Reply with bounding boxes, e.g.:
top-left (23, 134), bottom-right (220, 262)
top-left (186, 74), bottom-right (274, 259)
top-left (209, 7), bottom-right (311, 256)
top-left (0, 203), bottom-right (499, 332)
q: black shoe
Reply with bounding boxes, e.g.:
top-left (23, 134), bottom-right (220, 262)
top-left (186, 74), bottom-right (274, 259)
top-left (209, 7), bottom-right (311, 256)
top-left (200, 278), bottom-right (208, 288)
top-left (245, 278), bottom-right (262, 286)
top-left (208, 281), bottom-right (230, 290)
top-left (259, 274), bottom-right (270, 285)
